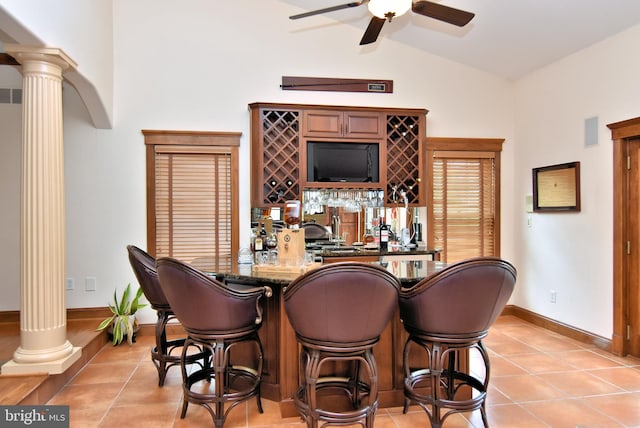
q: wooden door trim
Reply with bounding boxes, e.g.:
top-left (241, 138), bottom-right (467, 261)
top-left (608, 116), bottom-right (640, 355)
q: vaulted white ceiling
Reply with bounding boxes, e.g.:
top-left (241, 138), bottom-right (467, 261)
top-left (283, 0), bottom-right (640, 80)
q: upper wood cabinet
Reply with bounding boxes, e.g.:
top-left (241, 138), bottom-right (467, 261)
top-left (249, 102), bottom-right (428, 208)
top-left (303, 110), bottom-right (384, 139)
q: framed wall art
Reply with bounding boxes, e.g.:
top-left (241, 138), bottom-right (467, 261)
top-left (532, 161), bottom-right (581, 212)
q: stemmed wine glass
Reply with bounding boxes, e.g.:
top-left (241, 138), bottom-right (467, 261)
top-left (265, 232), bottom-right (278, 264)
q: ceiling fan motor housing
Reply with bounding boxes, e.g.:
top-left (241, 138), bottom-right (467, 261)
top-left (368, 0), bottom-right (412, 20)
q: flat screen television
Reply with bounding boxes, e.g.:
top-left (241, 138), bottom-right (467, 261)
top-left (307, 141), bottom-right (379, 183)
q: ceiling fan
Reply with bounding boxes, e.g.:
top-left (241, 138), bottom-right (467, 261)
top-left (289, 0), bottom-right (475, 45)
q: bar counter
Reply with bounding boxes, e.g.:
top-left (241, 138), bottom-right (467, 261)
top-left (213, 260), bottom-right (448, 417)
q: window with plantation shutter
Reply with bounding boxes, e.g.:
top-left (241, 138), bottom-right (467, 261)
top-left (426, 138), bottom-right (504, 264)
top-left (143, 131), bottom-right (240, 273)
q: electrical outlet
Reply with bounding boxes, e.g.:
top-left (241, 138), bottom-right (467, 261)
top-left (550, 290), bottom-right (557, 303)
top-left (66, 278), bottom-right (74, 291)
top-left (85, 277), bottom-right (97, 291)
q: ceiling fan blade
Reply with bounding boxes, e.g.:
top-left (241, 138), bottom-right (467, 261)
top-left (412, 1), bottom-right (475, 26)
top-left (359, 16), bottom-right (386, 45)
top-left (290, 1), bottom-right (367, 20)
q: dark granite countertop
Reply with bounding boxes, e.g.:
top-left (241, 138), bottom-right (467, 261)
top-left (307, 243), bottom-right (440, 258)
top-left (215, 259), bottom-right (447, 288)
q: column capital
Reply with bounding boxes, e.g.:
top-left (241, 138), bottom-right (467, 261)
top-left (4, 44), bottom-right (77, 74)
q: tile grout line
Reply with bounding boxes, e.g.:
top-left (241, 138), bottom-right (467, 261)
top-left (90, 350), bottom-right (143, 427)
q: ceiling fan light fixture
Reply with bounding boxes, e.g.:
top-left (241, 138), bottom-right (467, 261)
top-left (367, 0), bottom-right (412, 21)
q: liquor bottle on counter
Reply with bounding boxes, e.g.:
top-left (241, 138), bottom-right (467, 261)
top-left (379, 218), bottom-right (389, 250)
top-left (254, 223), bottom-right (266, 263)
top-left (372, 217), bottom-right (380, 247)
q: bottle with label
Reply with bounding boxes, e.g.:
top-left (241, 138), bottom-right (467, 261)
top-left (379, 219), bottom-right (389, 251)
top-left (254, 223), bottom-right (266, 263)
top-left (372, 217), bottom-right (380, 247)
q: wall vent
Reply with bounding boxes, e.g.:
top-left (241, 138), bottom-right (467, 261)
top-left (0, 88), bottom-right (22, 104)
top-left (12, 88), bottom-right (22, 104)
top-left (0, 88), bottom-right (10, 104)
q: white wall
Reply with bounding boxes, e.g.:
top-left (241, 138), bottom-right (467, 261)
top-left (512, 24), bottom-right (640, 338)
top-left (0, 0), bottom-right (114, 128)
top-left (2, 1), bottom-right (514, 324)
top-left (0, 67), bottom-right (21, 311)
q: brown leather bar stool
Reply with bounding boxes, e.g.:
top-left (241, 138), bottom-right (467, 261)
top-left (399, 257), bottom-right (516, 428)
top-left (127, 245), bottom-right (203, 386)
top-left (283, 262), bottom-right (401, 428)
top-left (156, 257), bottom-right (271, 428)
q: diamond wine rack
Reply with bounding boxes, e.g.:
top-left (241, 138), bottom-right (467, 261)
top-left (261, 110), bottom-right (300, 205)
top-left (386, 115), bottom-right (421, 205)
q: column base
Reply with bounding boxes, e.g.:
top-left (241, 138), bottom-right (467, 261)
top-left (1, 346), bottom-right (82, 375)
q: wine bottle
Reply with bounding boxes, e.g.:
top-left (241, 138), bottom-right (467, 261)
top-left (380, 219), bottom-right (389, 250)
top-left (254, 223), bottom-right (266, 263)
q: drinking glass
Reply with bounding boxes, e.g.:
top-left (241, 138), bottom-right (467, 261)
top-left (265, 232), bottom-right (278, 264)
top-left (304, 251), bottom-right (315, 265)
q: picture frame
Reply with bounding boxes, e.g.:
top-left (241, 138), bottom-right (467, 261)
top-left (532, 161), bottom-right (581, 212)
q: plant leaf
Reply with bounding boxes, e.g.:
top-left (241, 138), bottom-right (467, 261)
top-left (119, 284), bottom-right (131, 314)
top-left (113, 289), bottom-right (119, 312)
top-left (113, 318), bottom-right (123, 345)
top-left (96, 315), bottom-right (115, 331)
top-left (126, 315), bottom-right (134, 345)
top-left (130, 286), bottom-right (147, 313)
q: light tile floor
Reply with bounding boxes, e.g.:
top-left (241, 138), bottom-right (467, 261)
top-left (47, 315), bottom-right (640, 427)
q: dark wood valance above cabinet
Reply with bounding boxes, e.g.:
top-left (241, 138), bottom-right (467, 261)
top-left (249, 102), bottom-right (428, 208)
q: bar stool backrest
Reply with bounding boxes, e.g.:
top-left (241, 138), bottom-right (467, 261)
top-left (284, 262), bottom-right (401, 346)
top-left (156, 257), bottom-right (264, 335)
top-left (127, 245), bottom-right (170, 310)
top-left (399, 257), bottom-right (516, 338)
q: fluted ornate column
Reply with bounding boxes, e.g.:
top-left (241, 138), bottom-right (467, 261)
top-left (1, 45), bottom-right (81, 374)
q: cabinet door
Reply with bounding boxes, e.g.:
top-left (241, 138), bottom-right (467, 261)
top-left (343, 111), bottom-right (383, 138)
top-left (303, 110), bottom-right (343, 137)
top-left (303, 110), bottom-right (383, 138)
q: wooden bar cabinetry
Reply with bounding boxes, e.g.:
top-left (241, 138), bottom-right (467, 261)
top-left (249, 102), bottom-right (428, 207)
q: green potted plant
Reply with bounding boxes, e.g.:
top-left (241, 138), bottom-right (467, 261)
top-left (96, 283), bottom-right (147, 345)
